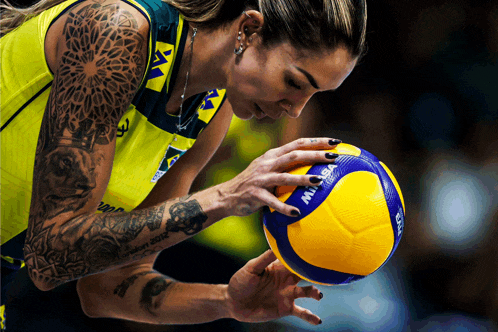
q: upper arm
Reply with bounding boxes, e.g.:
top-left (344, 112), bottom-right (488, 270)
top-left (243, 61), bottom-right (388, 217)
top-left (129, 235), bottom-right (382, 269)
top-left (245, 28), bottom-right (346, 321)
top-left (135, 99), bottom-right (234, 209)
top-left (25, 0), bottom-right (149, 285)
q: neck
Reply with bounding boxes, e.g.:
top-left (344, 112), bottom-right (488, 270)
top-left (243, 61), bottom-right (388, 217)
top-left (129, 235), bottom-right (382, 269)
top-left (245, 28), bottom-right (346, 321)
top-left (176, 24), bottom-right (233, 99)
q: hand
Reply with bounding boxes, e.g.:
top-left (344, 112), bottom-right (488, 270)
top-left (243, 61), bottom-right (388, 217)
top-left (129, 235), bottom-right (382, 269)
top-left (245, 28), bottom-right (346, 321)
top-left (220, 138), bottom-right (340, 217)
top-left (226, 250), bottom-right (323, 325)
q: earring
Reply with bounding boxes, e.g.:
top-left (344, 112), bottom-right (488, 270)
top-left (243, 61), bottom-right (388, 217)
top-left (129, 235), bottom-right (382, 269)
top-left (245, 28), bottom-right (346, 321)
top-left (235, 31), bottom-right (244, 55)
top-left (243, 11), bottom-right (251, 19)
top-left (234, 44), bottom-right (244, 55)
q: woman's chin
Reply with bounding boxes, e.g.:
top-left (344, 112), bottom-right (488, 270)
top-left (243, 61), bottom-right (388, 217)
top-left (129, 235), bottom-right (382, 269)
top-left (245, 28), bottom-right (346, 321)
top-left (232, 108), bottom-right (254, 120)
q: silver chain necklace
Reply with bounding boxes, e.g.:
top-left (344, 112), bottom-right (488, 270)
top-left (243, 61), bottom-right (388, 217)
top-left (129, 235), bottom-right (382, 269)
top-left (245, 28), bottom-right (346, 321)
top-left (176, 27), bottom-right (198, 132)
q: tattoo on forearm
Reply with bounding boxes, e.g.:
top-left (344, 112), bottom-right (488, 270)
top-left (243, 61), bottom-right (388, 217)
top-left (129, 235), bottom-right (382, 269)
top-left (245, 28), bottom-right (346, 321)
top-left (24, 0), bottom-right (147, 288)
top-left (166, 199), bottom-right (208, 235)
top-left (119, 198), bottom-right (208, 259)
top-left (114, 271), bottom-right (155, 298)
top-left (140, 276), bottom-right (172, 316)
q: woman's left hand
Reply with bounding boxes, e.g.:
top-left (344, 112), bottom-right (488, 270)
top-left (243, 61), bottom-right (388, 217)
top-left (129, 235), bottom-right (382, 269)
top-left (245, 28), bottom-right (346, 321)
top-left (226, 250), bottom-right (323, 325)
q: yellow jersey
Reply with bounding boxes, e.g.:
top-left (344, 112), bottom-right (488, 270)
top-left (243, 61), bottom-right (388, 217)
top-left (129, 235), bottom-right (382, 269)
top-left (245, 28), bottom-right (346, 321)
top-left (0, 0), bottom-right (226, 270)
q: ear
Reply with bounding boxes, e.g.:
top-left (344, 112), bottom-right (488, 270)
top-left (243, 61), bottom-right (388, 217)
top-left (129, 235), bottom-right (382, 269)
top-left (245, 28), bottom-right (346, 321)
top-left (235, 10), bottom-right (264, 50)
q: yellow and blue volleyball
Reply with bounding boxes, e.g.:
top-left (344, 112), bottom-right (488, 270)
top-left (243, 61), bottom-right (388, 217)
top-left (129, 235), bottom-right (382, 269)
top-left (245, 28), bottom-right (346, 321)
top-left (263, 143), bottom-right (405, 285)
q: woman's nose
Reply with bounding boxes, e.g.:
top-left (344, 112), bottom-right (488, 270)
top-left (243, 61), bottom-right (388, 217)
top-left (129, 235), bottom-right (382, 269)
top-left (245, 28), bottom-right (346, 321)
top-left (279, 97), bottom-right (310, 118)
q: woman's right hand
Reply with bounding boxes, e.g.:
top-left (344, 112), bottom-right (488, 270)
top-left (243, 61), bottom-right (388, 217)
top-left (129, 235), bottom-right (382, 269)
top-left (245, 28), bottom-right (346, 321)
top-left (219, 137), bottom-right (341, 217)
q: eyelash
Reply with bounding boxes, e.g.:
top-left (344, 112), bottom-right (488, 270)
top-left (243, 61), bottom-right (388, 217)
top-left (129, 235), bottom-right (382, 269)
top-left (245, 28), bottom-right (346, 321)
top-left (287, 79), bottom-right (302, 90)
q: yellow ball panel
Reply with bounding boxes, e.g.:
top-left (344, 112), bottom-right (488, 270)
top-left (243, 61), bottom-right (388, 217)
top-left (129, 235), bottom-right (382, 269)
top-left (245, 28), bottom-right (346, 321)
top-left (350, 224), bottom-right (394, 274)
top-left (288, 171), bottom-right (391, 275)
top-left (329, 143), bottom-right (362, 157)
top-left (329, 171), bottom-right (391, 233)
top-left (379, 161), bottom-right (405, 213)
top-left (287, 202), bottom-right (354, 272)
top-left (264, 225), bottom-right (334, 285)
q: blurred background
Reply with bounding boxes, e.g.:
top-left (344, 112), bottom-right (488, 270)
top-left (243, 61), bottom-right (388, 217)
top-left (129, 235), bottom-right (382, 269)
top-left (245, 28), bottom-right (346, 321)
top-left (5, 0), bottom-right (498, 331)
top-left (174, 0), bottom-right (498, 330)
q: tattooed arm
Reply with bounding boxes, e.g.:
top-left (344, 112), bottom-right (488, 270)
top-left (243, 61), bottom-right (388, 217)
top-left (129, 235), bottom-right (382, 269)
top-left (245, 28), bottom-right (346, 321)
top-left (77, 250), bottom-right (323, 325)
top-left (25, 2), bottom-right (233, 292)
top-left (78, 265), bottom-right (230, 325)
top-left (24, 0), bottom-right (151, 291)
top-left (25, 0), bottom-right (340, 292)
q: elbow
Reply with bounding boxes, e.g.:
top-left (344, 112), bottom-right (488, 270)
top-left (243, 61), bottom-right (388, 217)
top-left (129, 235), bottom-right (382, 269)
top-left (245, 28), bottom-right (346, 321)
top-left (76, 276), bottom-right (105, 319)
top-left (26, 266), bottom-right (59, 292)
top-left (23, 250), bottom-right (61, 291)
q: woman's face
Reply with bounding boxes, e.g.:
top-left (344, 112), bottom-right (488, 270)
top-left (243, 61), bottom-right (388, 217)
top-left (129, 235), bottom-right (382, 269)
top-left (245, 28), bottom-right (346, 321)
top-left (226, 40), bottom-right (357, 120)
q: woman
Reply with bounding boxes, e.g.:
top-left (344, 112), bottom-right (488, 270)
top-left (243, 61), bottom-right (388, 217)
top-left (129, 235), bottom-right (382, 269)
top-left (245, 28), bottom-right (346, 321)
top-left (1, 0), bottom-right (366, 328)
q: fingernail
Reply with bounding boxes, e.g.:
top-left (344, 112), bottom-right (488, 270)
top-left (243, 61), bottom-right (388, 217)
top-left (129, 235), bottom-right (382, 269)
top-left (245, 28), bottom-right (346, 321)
top-left (319, 319), bottom-right (323, 325)
top-left (329, 139), bottom-right (342, 145)
top-left (291, 210), bottom-right (300, 217)
top-left (319, 292), bottom-right (323, 299)
top-left (325, 153), bottom-right (339, 159)
top-left (310, 177), bottom-right (322, 184)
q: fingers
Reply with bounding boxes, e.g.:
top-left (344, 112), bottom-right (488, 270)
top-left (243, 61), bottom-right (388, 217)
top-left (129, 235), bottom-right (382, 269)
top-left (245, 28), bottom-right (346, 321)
top-left (294, 285), bottom-right (323, 302)
top-left (291, 304), bottom-right (322, 325)
top-left (273, 149), bottom-right (339, 172)
top-left (245, 250), bottom-right (277, 276)
top-left (271, 137), bottom-right (342, 158)
top-left (256, 189), bottom-right (301, 217)
top-left (265, 172), bottom-right (324, 188)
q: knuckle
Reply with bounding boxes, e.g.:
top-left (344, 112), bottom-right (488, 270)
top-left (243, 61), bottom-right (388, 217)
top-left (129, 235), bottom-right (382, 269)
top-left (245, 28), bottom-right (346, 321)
top-left (296, 138), bottom-right (307, 146)
top-left (288, 151), bottom-right (299, 161)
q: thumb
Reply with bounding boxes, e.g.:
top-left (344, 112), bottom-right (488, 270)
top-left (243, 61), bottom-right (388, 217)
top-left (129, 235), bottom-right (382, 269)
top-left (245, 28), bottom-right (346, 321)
top-left (245, 249), bottom-right (277, 275)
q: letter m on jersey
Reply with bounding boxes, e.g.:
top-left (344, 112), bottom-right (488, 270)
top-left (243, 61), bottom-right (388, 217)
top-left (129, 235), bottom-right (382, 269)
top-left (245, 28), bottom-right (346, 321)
top-left (146, 42), bottom-right (174, 92)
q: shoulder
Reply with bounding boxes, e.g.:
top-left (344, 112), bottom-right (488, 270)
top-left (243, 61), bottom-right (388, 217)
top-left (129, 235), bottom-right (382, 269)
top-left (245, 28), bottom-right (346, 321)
top-left (52, 0), bottom-right (150, 45)
top-left (70, 0), bottom-right (149, 32)
top-left (47, 0), bottom-right (150, 70)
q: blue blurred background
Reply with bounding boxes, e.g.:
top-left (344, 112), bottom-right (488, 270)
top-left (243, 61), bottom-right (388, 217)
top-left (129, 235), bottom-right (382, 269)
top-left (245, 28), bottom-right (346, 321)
top-left (6, 0), bottom-right (498, 331)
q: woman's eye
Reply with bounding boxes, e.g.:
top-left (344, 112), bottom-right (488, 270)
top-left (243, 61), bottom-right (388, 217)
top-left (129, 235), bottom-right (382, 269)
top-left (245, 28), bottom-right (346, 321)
top-left (287, 79), bottom-right (302, 90)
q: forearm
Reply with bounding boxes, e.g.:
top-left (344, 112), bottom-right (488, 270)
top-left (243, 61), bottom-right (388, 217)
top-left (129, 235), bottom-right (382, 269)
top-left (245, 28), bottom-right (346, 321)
top-left (78, 270), bottom-right (232, 325)
top-left (25, 184), bottom-right (230, 291)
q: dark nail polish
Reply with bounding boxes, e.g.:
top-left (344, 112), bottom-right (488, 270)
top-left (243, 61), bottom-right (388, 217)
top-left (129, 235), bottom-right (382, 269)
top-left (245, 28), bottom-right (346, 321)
top-left (319, 292), bottom-right (323, 299)
top-left (291, 210), bottom-right (300, 217)
top-left (318, 319), bottom-right (322, 325)
top-left (325, 153), bottom-right (339, 159)
top-left (329, 139), bottom-right (342, 145)
top-left (310, 177), bottom-right (322, 184)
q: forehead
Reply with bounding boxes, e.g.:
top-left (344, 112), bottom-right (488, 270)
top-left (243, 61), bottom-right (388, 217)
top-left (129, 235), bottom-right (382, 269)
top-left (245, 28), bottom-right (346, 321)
top-left (270, 42), bottom-right (357, 91)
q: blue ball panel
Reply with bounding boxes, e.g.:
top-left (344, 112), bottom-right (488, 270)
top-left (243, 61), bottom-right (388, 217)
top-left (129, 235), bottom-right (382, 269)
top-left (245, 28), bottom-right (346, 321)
top-left (371, 161), bottom-right (404, 263)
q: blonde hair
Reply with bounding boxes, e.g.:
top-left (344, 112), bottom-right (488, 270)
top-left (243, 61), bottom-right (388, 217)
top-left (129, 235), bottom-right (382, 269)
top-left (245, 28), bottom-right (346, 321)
top-left (2, 0), bottom-right (367, 57)
top-left (0, 0), bottom-right (66, 35)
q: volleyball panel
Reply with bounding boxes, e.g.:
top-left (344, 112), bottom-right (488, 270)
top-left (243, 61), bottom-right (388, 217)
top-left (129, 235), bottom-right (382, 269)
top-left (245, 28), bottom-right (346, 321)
top-left (287, 171), bottom-right (394, 276)
top-left (263, 224), bottom-right (366, 285)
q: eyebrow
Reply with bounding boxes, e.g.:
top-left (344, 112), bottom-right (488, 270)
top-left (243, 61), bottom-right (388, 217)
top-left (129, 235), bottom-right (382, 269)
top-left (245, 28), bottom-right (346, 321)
top-left (295, 66), bottom-right (320, 89)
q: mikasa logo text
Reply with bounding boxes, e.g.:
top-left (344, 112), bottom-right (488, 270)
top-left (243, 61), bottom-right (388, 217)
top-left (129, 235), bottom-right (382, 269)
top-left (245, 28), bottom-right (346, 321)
top-left (301, 164), bottom-right (337, 205)
top-left (396, 207), bottom-right (404, 236)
